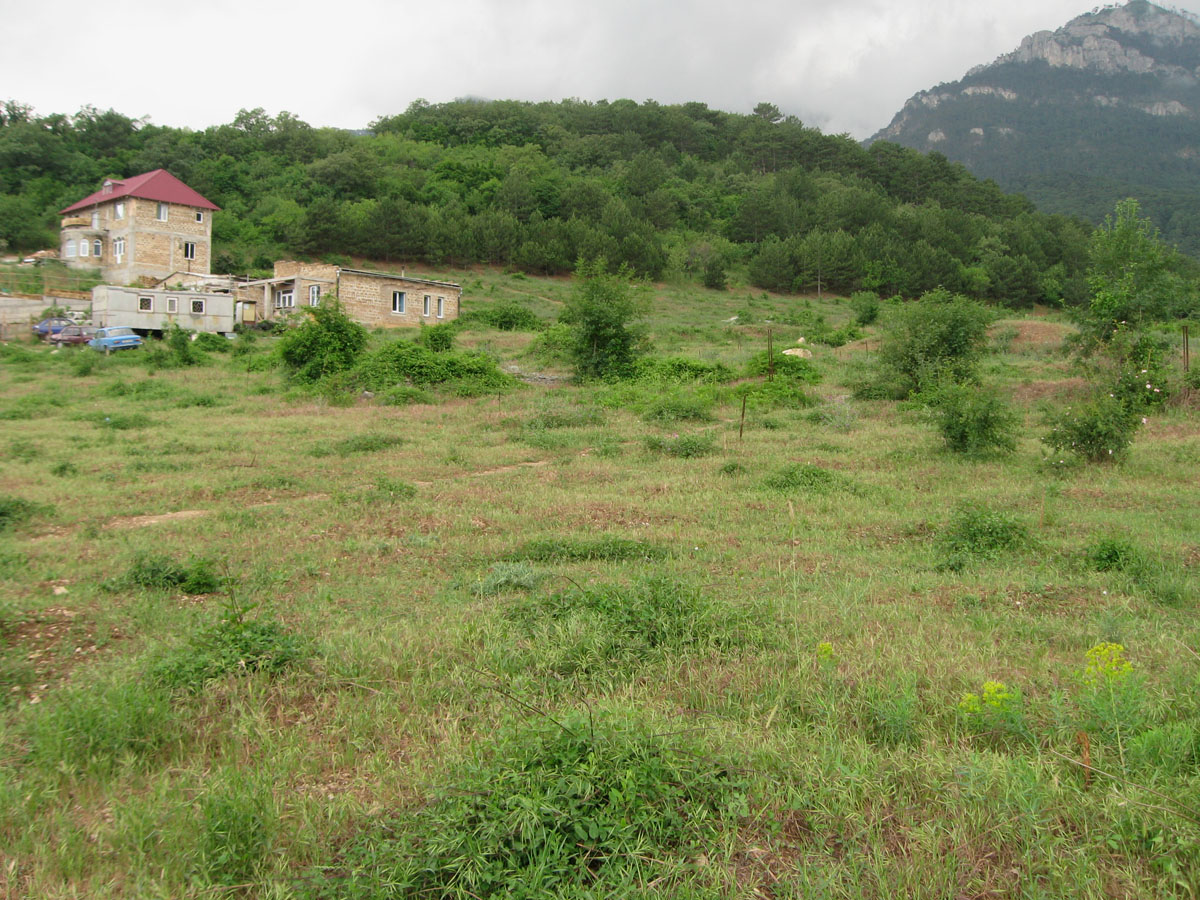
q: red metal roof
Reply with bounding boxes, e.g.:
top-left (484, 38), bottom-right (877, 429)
top-left (60, 169), bottom-right (220, 214)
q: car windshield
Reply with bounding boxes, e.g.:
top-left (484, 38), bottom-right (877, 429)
top-left (106, 328), bottom-right (135, 336)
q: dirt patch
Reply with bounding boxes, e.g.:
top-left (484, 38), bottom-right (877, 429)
top-left (994, 319), bottom-right (1075, 352)
top-left (1011, 377), bottom-right (1090, 404)
top-left (3, 605), bottom-right (120, 703)
top-left (107, 509), bottom-right (209, 529)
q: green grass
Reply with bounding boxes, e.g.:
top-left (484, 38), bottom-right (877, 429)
top-left (0, 268), bottom-right (1197, 898)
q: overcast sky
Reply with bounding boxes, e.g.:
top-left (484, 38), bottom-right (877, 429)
top-left (4, 0), bottom-right (1200, 140)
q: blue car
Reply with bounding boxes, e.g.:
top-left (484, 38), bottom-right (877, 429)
top-left (88, 327), bottom-right (144, 351)
top-left (32, 317), bottom-right (74, 338)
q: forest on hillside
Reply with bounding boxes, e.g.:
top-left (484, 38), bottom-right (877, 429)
top-left (0, 96), bottom-right (1166, 307)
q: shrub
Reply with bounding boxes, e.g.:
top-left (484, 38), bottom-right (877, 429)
top-left (524, 406), bottom-right (605, 430)
top-left (745, 350), bottom-right (822, 383)
top-left (278, 302), bottom-right (368, 383)
top-left (1043, 395), bottom-right (1141, 463)
top-left (151, 600), bottom-right (305, 693)
top-left (192, 332), bottom-right (232, 353)
top-left (850, 291), bottom-right (881, 326)
top-left (474, 562), bottom-right (546, 596)
top-left (1086, 537), bottom-right (1145, 573)
top-left (928, 382), bottom-right (1019, 457)
top-left (116, 553), bottom-right (222, 594)
top-left (643, 432), bottom-right (715, 458)
top-left (353, 340), bottom-right (515, 394)
top-left (762, 463), bottom-right (854, 494)
top-left (416, 321), bottom-right (458, 352)
top-left (869, 289), bottom-right (994, 398)
top-left (738, 379), bottom-right (816, 410)
top-left (632, 356), bottom-right (733, 384)
top-left (0, 495), bottom-right (42, 532)
top-left (460, 302), bottom-right (544, 331)
top-left (507, 536), bottom-right (668, 562)
top-left (163, 324), bottom-right (206, 367)
top-left (936, 502), bottom-right (1029, 570)
top-left (323, 710), bottom-right (745, 899)
top-left (309, 433), bottom-right (403, 457)
top-left (559, 259), bottom-right (647, 380)
top-left (642, 390), bottom-right (714, 423)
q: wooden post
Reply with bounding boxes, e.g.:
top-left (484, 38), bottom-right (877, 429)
top-left (739, 394), bottom-right (747, 441)
top-left (1184, 324), bottom-right (1190, 373)
top-left (767, 328), bottom-right (774, 382)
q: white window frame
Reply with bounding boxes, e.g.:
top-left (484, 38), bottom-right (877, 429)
top-left (166, 296), bottom-right (178, 314)
top-left (183, 241), bottom-right (196, 261)
top-left (392, 290), bottom-right (406, 314)
top-left (309, 285), bottom-right (320, 306)
top-left (114, 237), bottom-right (125, 262)
top-left (92, 239), bottom-right (101, 257)
top-left (274, 289), bottom-right (294, 309)
top-left (79, 239), bottom-right (89, 258)
top-left (190, 299), bottom-right (205, 315)
top-left (437, 296), bottom-right (444, 318)
top-left (114, 201), bottom-right (125, 220)
top-left (423, 294), bottom-right (431, 316)
top-left (195, 210), bottom-right (204, 223)
top-left (65, 239), bottom-right (76, 258)
top-left (91, 210), bottom-right (99, 228)
top-left (138, 296), bottom-right (153, 312)
top-left (156, 202), bottom-right (168, 221)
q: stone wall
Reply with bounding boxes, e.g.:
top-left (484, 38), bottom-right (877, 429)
top-left (337, 270), bottom-right (461, 329)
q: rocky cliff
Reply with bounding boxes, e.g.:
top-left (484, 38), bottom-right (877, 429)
top-left (870, 1), bottom-right (1200, 254)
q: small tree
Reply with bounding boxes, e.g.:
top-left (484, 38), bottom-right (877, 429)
top-left (560, 259), bottom-right (646, 380)
top-left (277, 302), bottom-right (367, 383)
top-left (870, 289), bottom-right (994, 398)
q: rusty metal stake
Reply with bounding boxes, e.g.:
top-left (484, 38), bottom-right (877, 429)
top-left (739, 394), bottom-right (747, 441)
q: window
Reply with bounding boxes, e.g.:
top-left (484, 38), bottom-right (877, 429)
top-left (91, 211), bottom-right (99, 228)
top-left (423, 294), bottom-right (431, 316)
top-left (65, 239), bottom-right (76, 258)
top-left (79, 239), bottom-right (88, 258)
top-left (114, 201), bottom-right (125, 220)
top-left (156, 202), bottom-right (168, 221)
top-left (437, 296), bottom-right (444, 318)
top-left (166, 296), bottom-right (178, 314)
top-left (138, 296), bottom-right (153, 312)
top-left (274, 289), bottom-right (294, 309)
top-left (392, 290), bottom-right (406, 314)
top-left (113, 237), bottom-right (125, 262)
top-left (191, 299), bottom-right (205, 315)
top-left (92, 240), bottom-right (101, 257)
top-left (195, 211), bottom-right (204, 223)
top-left (309, 285), bottom-right (320, 306)
top-left (183, 242), bottom-right (196, 260)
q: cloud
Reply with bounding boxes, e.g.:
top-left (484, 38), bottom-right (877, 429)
top-left (4, 0), bottom-right (1200, 137)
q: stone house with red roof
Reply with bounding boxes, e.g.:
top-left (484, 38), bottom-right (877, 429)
top-left (59, 170), bottom-right (220, 285)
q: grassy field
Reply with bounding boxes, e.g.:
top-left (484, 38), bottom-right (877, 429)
top-left (1, 269), bottom-right (1198, 899)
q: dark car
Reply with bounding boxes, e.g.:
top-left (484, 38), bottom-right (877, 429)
top-left (32, 317), bottom-right (74, 338)
top-left (47, 325), bottom-right (97, 346)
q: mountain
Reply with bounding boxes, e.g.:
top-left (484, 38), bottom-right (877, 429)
top-left (870, 0), bottom-right (1200, 255)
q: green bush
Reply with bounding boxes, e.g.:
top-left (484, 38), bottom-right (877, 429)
top-left (192, 332), bottom-right (232, 353)
top-left (0, 495), bottom-right (42, 532)
top-left (460, 302), bottom-right (544, 332)
top-left (309, 433), bottom-right (403, 457)
top-left (928, 382), bottom-right (1019, 457)
top-left (416, 321), bottom-right (459, 352)
top-left (474, 562), bottom-right (546, 596)
top-left (632, 356), bottom-right (733, 384)
top-left (641, 390), bottom-right (714, 423)
top-left (1086, 537), bottom-right (1145, 573)
top-left (643, 432), bottom-right (715, 458)
top-left (762, 463), bottom-right (854, 494)
top-left (1043, 395), bottom-right (1141, 463)
top-left (278, 303), bottom-right (368, 383)
top-left (353, 340), bottom-right (515, 394)
top-left (116, 553), bottom-right (222, 594)
top-left (868, 289), bottom-right (994, 398)
top-left (745, 349), bottom-right (822, 383)
top-left (850, 291), bottom-right (881, 326)
top-left (936, 502), bottom-right (1029, 570)
top-left (560, 259), bottom-right (647, 380)
top-left (197, 773), bottom-right (275, 887)
top-left (151, 602), bottom-right (305, 693)
top-left (507, 536), bottom-right (668, 562)
top-left (322, 710), bottom-right (745, 899)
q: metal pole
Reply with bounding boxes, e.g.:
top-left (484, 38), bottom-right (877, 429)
top-left (1184, 324), bottom-right (1190, 373)
top-left (739, 394), bottom-right (747, 441)
top-left (767, 328), bottom-right (774, 382)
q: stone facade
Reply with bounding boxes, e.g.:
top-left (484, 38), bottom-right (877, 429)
top-left (61, 196), bottom-right (214, 285)
top-left (237, 261), bottom-right (461, 328)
